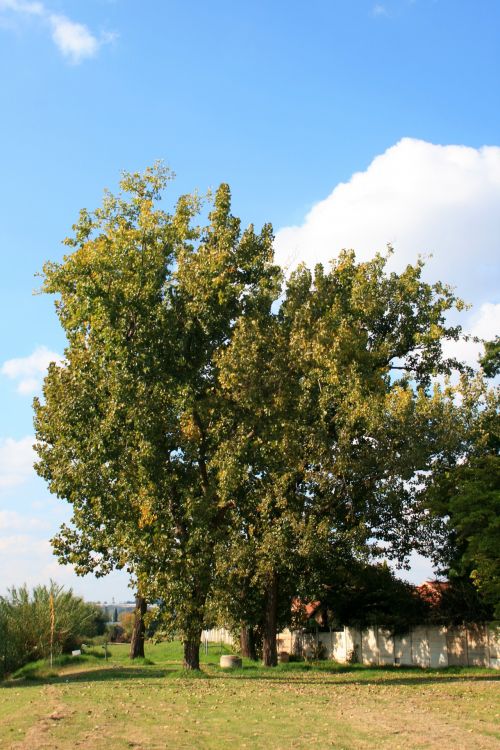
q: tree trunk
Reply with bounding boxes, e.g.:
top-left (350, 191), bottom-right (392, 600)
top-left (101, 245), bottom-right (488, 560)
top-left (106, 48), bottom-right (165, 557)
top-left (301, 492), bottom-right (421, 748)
top-left (240, 625), bottom-right (257, 660)
top-left (262, 572), bottom-right (279, 667)
top-left (129, 594), bottom-right (147, 660)
top-left (183, 634), bottom-right (201, 670)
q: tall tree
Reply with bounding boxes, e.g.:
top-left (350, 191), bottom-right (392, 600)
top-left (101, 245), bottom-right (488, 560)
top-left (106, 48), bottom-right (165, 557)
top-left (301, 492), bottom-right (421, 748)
top-left (129, 594), bottom-right (147, 659)
top-left (34, 164), bottom-right (475, 669)
top-left (34, 165), bottom-right (281, 669)
top-left (424, 378), bottom-right (499, 617)
top-left (213, 253), bottom-right (469, 665)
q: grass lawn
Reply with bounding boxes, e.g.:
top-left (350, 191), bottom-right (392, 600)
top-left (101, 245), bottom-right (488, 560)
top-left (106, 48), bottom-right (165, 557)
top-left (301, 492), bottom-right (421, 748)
top-left (1, 642), bottom-right (499, 749)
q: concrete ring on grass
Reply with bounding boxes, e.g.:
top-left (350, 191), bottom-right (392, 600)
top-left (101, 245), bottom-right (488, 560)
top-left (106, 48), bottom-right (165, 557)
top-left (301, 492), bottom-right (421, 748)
top-left (220, 655), bottom-right (242, 669)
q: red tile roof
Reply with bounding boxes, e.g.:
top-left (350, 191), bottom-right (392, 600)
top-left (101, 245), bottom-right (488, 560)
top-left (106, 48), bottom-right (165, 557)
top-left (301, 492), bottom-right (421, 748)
top-left (292, 597), bottom-right (321, 618)
top-left (416, 580), bottom-right (449, 608)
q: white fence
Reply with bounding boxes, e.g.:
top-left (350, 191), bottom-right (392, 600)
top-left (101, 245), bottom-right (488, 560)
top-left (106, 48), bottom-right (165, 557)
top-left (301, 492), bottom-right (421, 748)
top-left (202, 627), bottom-right (233, 646)
top-left (203, 624), bottom-right (500, 668)
top-left (283, 623), bottom-right (500, 668)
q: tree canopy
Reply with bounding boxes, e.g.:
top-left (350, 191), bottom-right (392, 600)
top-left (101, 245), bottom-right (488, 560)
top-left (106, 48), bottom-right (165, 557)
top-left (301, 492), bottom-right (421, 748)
top-left (209, 252), bottom-right (473, 663)
top-left (424, 379), bottom-right (499, 618)
top-left (34, 164), bottom-right (489, 668)
top-left (35, 164), bottom-right (280, 668)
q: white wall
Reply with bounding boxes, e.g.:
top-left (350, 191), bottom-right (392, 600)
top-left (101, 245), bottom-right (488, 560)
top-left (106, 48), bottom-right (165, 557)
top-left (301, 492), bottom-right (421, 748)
top-left (202, 623), bottom-right (500, 668)
top-left (286, 624), bottom-right (500, 668)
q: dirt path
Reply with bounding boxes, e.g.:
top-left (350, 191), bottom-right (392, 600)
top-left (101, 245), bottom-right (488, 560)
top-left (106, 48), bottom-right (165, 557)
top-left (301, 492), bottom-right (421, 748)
top-left (9, 685), bottom-right (74, 750)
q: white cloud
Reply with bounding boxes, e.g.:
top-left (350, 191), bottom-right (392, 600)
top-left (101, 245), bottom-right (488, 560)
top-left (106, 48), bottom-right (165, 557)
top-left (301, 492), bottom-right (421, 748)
top-left (372, 4), bottom-right (389, 16)
top-left (0, 1), bottom-right (44, 15)
top-left (49, 13), bottom-right (99, 63)
top-left (0, 435), bottom-right (35, 488)
top-left (474, 303), bottom-right (500, 340)
top-left (0, 533), bottom-right (47, 552)
top-left (17, 377), bottom-right (41, 395)
top-left (0, 0), bottom-right (116, 63)
top-left (1, 344), bottom-right (62, 395)
top-left (0, 509), bottom-right (48, 530)
top-left (274, 138), bottom-right (500, 311)
top-left (0, 530), bottom-right (132, 601)
top-left (444, 302), bottom-right (500, 367)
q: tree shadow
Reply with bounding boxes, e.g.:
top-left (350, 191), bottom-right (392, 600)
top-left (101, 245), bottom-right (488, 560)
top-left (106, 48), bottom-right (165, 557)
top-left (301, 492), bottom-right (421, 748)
top-left (2, 662), bottom-right (499, 689)
top-left (204, 671), bottom-right (500, 687)
top-left (0, 666), bottom-right (176, 688)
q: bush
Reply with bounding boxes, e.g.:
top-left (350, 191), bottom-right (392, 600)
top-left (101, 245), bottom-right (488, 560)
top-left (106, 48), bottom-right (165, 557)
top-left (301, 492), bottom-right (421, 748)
top-left (306, 641), bottom-right (327, 661)
top-left (106, 623), bottom-right (125, 642)
top-left (0, 582), bottom-right (107, 676)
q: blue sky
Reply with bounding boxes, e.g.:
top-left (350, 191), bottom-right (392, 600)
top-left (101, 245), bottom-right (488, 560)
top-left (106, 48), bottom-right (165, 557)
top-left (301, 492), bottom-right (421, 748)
top-left (0, 0), bottom-right (499, 602)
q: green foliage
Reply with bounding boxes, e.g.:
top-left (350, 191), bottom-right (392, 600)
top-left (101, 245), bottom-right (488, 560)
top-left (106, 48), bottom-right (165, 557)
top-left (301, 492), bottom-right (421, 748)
top-left (429, 578), bottom-right (494, 625)
top-left (106, 623), bottom-right (124, 642)
top-left (317, 561), bottom-right (427, 634)
top-left (211, 250), bottom-right (470, 650)
top-left (0, 582), bottom-right (105, 675)
top-left (34, 165), bottom-right (281, 656)
top-left (34, 164), bottom-right (483, 662)
top-left (447, 455), bottom-right (499, 617)
top-left (480, 335), bottom-right (500, 378)
top-left (424, 382), bottom-right (500, 618)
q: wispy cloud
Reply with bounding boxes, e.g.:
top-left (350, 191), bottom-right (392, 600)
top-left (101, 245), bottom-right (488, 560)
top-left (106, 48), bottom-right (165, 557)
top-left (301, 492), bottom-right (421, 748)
top-left (0, 533), bottom-right (48, 553)
top-left (0, 509), bottom-right (48, 530)
top-left (0, 435), bottom-right (35, 488)
top-left (1, 345), bottom-right (62, 395)
top-left (0, 528), bottom-right (132, 601)
top-left (372, 3), bottom-right (390, 17)
top-left (48, 14), bottom-right (100, 63)
top-left (0, 0), bottom-right (116, 63)
top-left (0, 1), bottom-right (43, 14)
top-left (371, 1), bottom-right (421, 18)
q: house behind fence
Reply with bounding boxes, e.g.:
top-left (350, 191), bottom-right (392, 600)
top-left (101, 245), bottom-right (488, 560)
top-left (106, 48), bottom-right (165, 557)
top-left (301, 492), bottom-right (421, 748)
top-left (203, 624), bottom-right (500, 669)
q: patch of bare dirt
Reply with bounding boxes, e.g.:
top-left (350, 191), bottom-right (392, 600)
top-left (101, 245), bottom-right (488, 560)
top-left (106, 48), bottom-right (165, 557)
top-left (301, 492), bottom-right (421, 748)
top-left (9, 686), bottom-right (74, 750)
top-left (332, 681), bottom-right (500, 750)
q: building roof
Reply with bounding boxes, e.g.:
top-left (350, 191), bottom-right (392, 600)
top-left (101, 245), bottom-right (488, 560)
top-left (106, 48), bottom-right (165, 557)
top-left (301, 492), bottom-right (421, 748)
top-left (416, 580), bottom-right (449, 608)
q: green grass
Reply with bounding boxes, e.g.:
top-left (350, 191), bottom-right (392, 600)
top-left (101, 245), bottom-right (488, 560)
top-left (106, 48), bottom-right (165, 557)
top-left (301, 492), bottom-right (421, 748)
top-left (1, 642), bottom-right (499, 749)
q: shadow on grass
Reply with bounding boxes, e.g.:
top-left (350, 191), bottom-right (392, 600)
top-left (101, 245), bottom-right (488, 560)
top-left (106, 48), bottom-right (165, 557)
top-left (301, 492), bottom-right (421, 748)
top-left (201, 659), bottom-right (500, 686)
top-left (205, 671), bottom-right (500, 688)
top-left (1, 666), bottom-right (178, 687)
top-left (3, 660), bottom-right (498, 689)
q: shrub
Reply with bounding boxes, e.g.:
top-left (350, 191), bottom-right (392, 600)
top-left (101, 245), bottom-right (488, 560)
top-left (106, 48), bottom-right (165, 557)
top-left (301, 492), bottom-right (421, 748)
top-left (0, 582), bottom-right (107, 676)
top-left (106, 623), bottom-right (125, 642)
